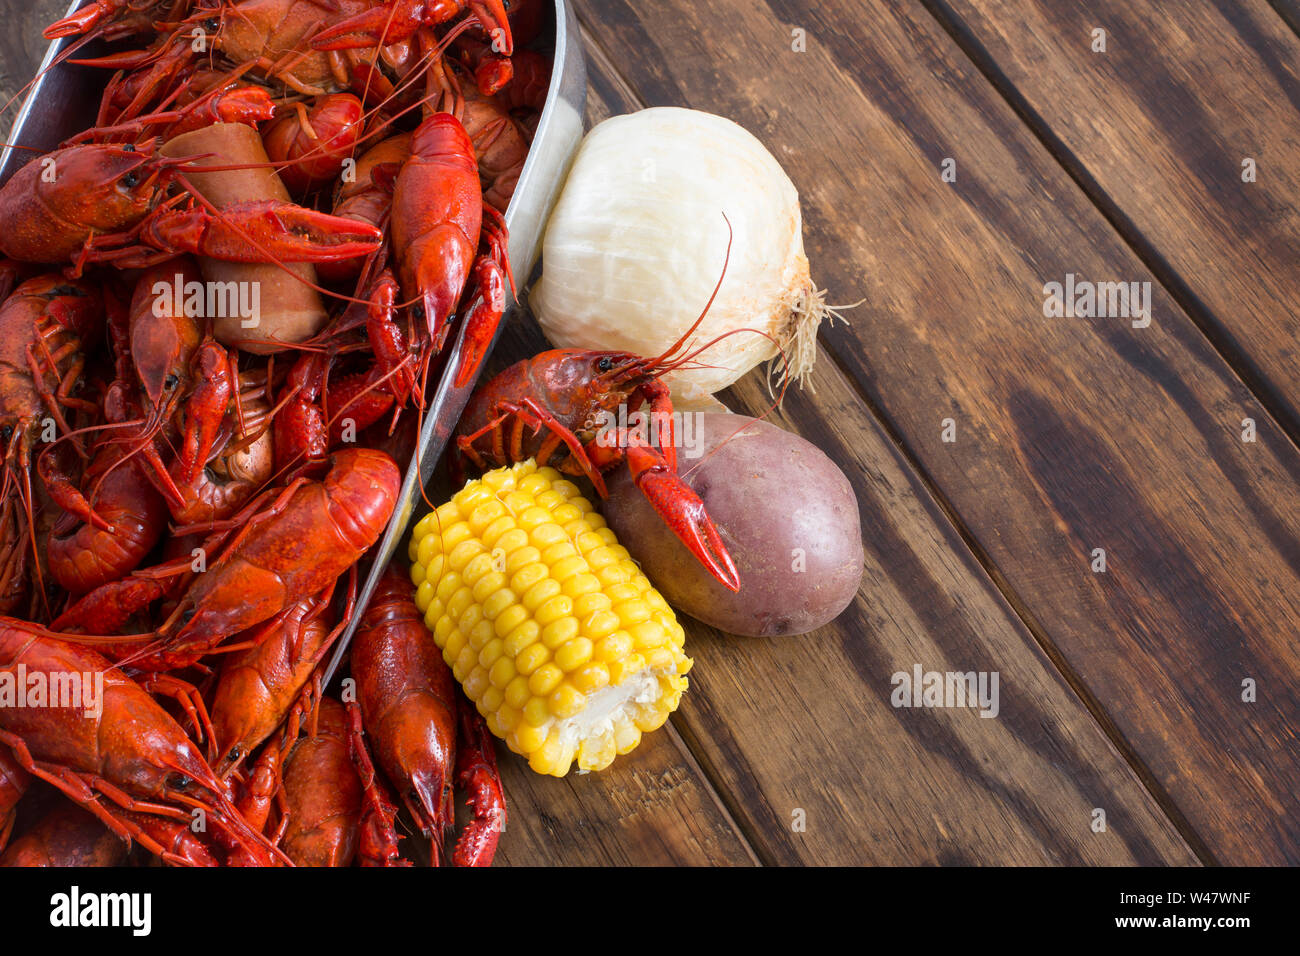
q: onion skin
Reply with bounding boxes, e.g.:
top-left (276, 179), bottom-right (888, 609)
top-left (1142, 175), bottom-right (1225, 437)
top-left (603, 414), bottom-right (863, 637)
top-left (533, 107), bottom-right (823, 405)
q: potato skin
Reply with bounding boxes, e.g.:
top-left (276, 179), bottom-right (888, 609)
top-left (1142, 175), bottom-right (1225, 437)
top-left (603, 414), bottom-right (862, 636)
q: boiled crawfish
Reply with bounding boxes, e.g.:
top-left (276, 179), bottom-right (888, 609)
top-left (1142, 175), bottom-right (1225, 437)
top-left (0, 620), bottom-right (288, 865)
top-left (456, 346), bottom-right (742, 591)
top-left (351, 567), bottom-right (504, 865)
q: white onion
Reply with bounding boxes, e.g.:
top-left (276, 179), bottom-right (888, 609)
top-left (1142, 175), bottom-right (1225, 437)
top-left (532, 107), bottom-right (845, 407)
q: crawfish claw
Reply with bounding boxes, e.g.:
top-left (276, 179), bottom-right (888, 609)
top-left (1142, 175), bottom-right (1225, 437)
top-left (146, 200), bottom-right (383, 264)
top-left (43, 0), bottom-right (113, 39)
top-left (451, 699), bottom-right (505, 867)
top-left (453, 258), bottom-right (507, 389)
top-left (626, 443), bottom-right (741, 593)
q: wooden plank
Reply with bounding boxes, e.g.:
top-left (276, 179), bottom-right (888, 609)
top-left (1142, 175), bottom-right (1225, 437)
top-left (483, 40), bottom-right (1197, 866)
top-left (0, 1), bottom-right (757, 871)
top-left (492, 725), bottom-right (758, 865)
top-left (1268, 0), bottom-right (1300, 35)
top-left (0, 0), bottom-right (65, 141)
top-left (925, 0), bottom-right (1300, 436)
top-left (570, 0), bottom-right (1300, 864)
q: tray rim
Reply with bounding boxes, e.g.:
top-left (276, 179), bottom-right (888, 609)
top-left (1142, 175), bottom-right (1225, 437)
top-left (0, 0), bottom-right (588, 685)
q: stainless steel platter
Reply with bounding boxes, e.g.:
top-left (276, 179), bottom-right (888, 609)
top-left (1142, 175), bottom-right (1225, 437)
top-left (0, 0), bottom-right (588, 682)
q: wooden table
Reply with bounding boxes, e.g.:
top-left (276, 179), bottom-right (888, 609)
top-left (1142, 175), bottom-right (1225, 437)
top-left (6, 0), bottom-right (1298, 866)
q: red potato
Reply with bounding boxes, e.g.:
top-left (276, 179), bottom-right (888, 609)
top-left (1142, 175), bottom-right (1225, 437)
top-left (604, 413), bottom-right (863, 637)
top-left (161, 123), bottom-right (328, 352)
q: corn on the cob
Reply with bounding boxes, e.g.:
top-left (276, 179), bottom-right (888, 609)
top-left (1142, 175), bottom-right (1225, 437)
top-left (408, 459), bottom-right (691, 776)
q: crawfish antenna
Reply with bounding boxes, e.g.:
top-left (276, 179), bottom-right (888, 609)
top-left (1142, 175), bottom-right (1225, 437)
top-left (647, 212), bottom-right (733, 372)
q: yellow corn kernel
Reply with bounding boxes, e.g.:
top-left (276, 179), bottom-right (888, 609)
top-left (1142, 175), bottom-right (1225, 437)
top-left (548, 683), bottom-right (586, 719)
top-left (575, 594), bottom-right (613, 623)
top-left (541, 617), bottom-right (580, 652)
top-left (608, 652), bottom-right (646, 686)
top-left (628, 620), bottom-right (666, 650)
top-left (594, 630), bottom-right (633, 663)
top-left (415, 580), bottom-right (436, 614)
top-left (496, 703), bottom-right (519, 734)
top-left (409, 459), bottom-right (692, 777)
top-left (577, 732), bottom-right (616, 773)
top-left (452, 647), bottom-right (476, 682)
top-left (435, 571), bottom-right (463, 606)
top-left (492, 603), bottom-right (529, 639)
top-left (442, 628), bottom-right (467, 664)
top-left (504, 674), bottom-right (532, 710)
top-left (554, 637), bottom-right (593, 672)
top-left (510, 561), bottom-right (548, 595)
top-left (607, 583), bottom-right (641, 605)
top-left (447, 538), bottom-right (483, 574)
top-left (468, 498), bottom-right (506, 534)
top-left (514, 643), bottom-right (549, 676)
top-left (528, 662), bottom-right (564, 698)
top-left (613, 721), bottom-right (641, 755)
top-left (522, 696), bottom-right (551, 727)
top-left (463, 666), bottom-right (490, 701)
top-left (534, 594), bottom-right (572, 627)
top-left (645, 647), bottom-right (677, 671)
top-left (503, 619), bottom-right (541, 657)
top-left (503, 543), bottom-right (540, 575)
top-left (478, 637), bottom-right (505, 669)
top-left (462, 552), bottom-right (496, 588)
top-left (566, 577), bottom-right (603, 604)
top-left (584, 546), bottom-right (618, 572)
top-left (547, 554), bottom-right (587, 584)
top-left (480, 586), bottom-right (515, 621)
top-left (480, 685), bottom-right (504, 716)
top-left (521, 578), bottom-right (562, 613)
top-left (571, 661), bottom-right (610, 694)
top-left (514, 721), bottom-right (548, 754)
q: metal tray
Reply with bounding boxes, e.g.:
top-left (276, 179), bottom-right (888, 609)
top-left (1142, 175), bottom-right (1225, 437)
top-left (0, 1), bottom-right (587, 682)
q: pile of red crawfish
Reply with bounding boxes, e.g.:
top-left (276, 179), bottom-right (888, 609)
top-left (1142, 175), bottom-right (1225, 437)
top-left (0, 0), bottom-right (551, 867)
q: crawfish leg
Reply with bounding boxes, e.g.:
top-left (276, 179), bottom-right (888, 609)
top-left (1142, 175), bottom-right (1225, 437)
top-left (519, 397), bottom-right (609, 493)
top-left (0, 730), bottom-right (201, 866)
top-left (452, 256), bottom-right (507, 389)
top-left (136, 672), bottom-right (216, 748)
top-left (345, 701), bottom-right (408, 867)
top-left (25, 343), bottom-right (86, 442)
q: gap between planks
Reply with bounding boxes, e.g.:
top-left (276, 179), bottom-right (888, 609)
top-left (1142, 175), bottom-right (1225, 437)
top-left (572, 2), bottom-right (1212, 866)
top-left (915, 0), bottom-right (1300, 456)
top-left (575, 12), bottom-right (773, 865)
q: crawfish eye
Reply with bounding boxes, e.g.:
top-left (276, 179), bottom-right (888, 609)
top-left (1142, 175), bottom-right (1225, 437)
top-left (164, 374), bottom-right (179, 391)
top-left (123, 143), bottom-right (135, 153)
top-left (0, 425), bottom-right (11, 441)
top-left (226, 745), bottom-right (242, 762)
top-left (165, 773), bottom-right (192, 791)
top-left (597, 356), bottom-right (614, 373)
top-left (121, 172), bottom-right (139, 189)
top-left (203, 17), bottom-right (218, 31)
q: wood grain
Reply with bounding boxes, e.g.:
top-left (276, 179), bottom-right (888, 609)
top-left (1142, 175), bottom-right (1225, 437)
top-left (492, 724), bottom-right (758, 866)
top-left (1272, 0), bottom-right (1300, 35)
top-left (0, 0), bottom-right (1281, 867)
top-left (0, 0), bottom-right (67, 142)
top-left (492, 287), bottom-right (1195, 867)
top-left (0, 0), bottom-right (759, 871)
top-left (476, 34), bottom-right (1198, 866)
top-left (925, 0), bottom-right (1300, 437)
top-left (570, 0), bottom-right (1300, 863)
